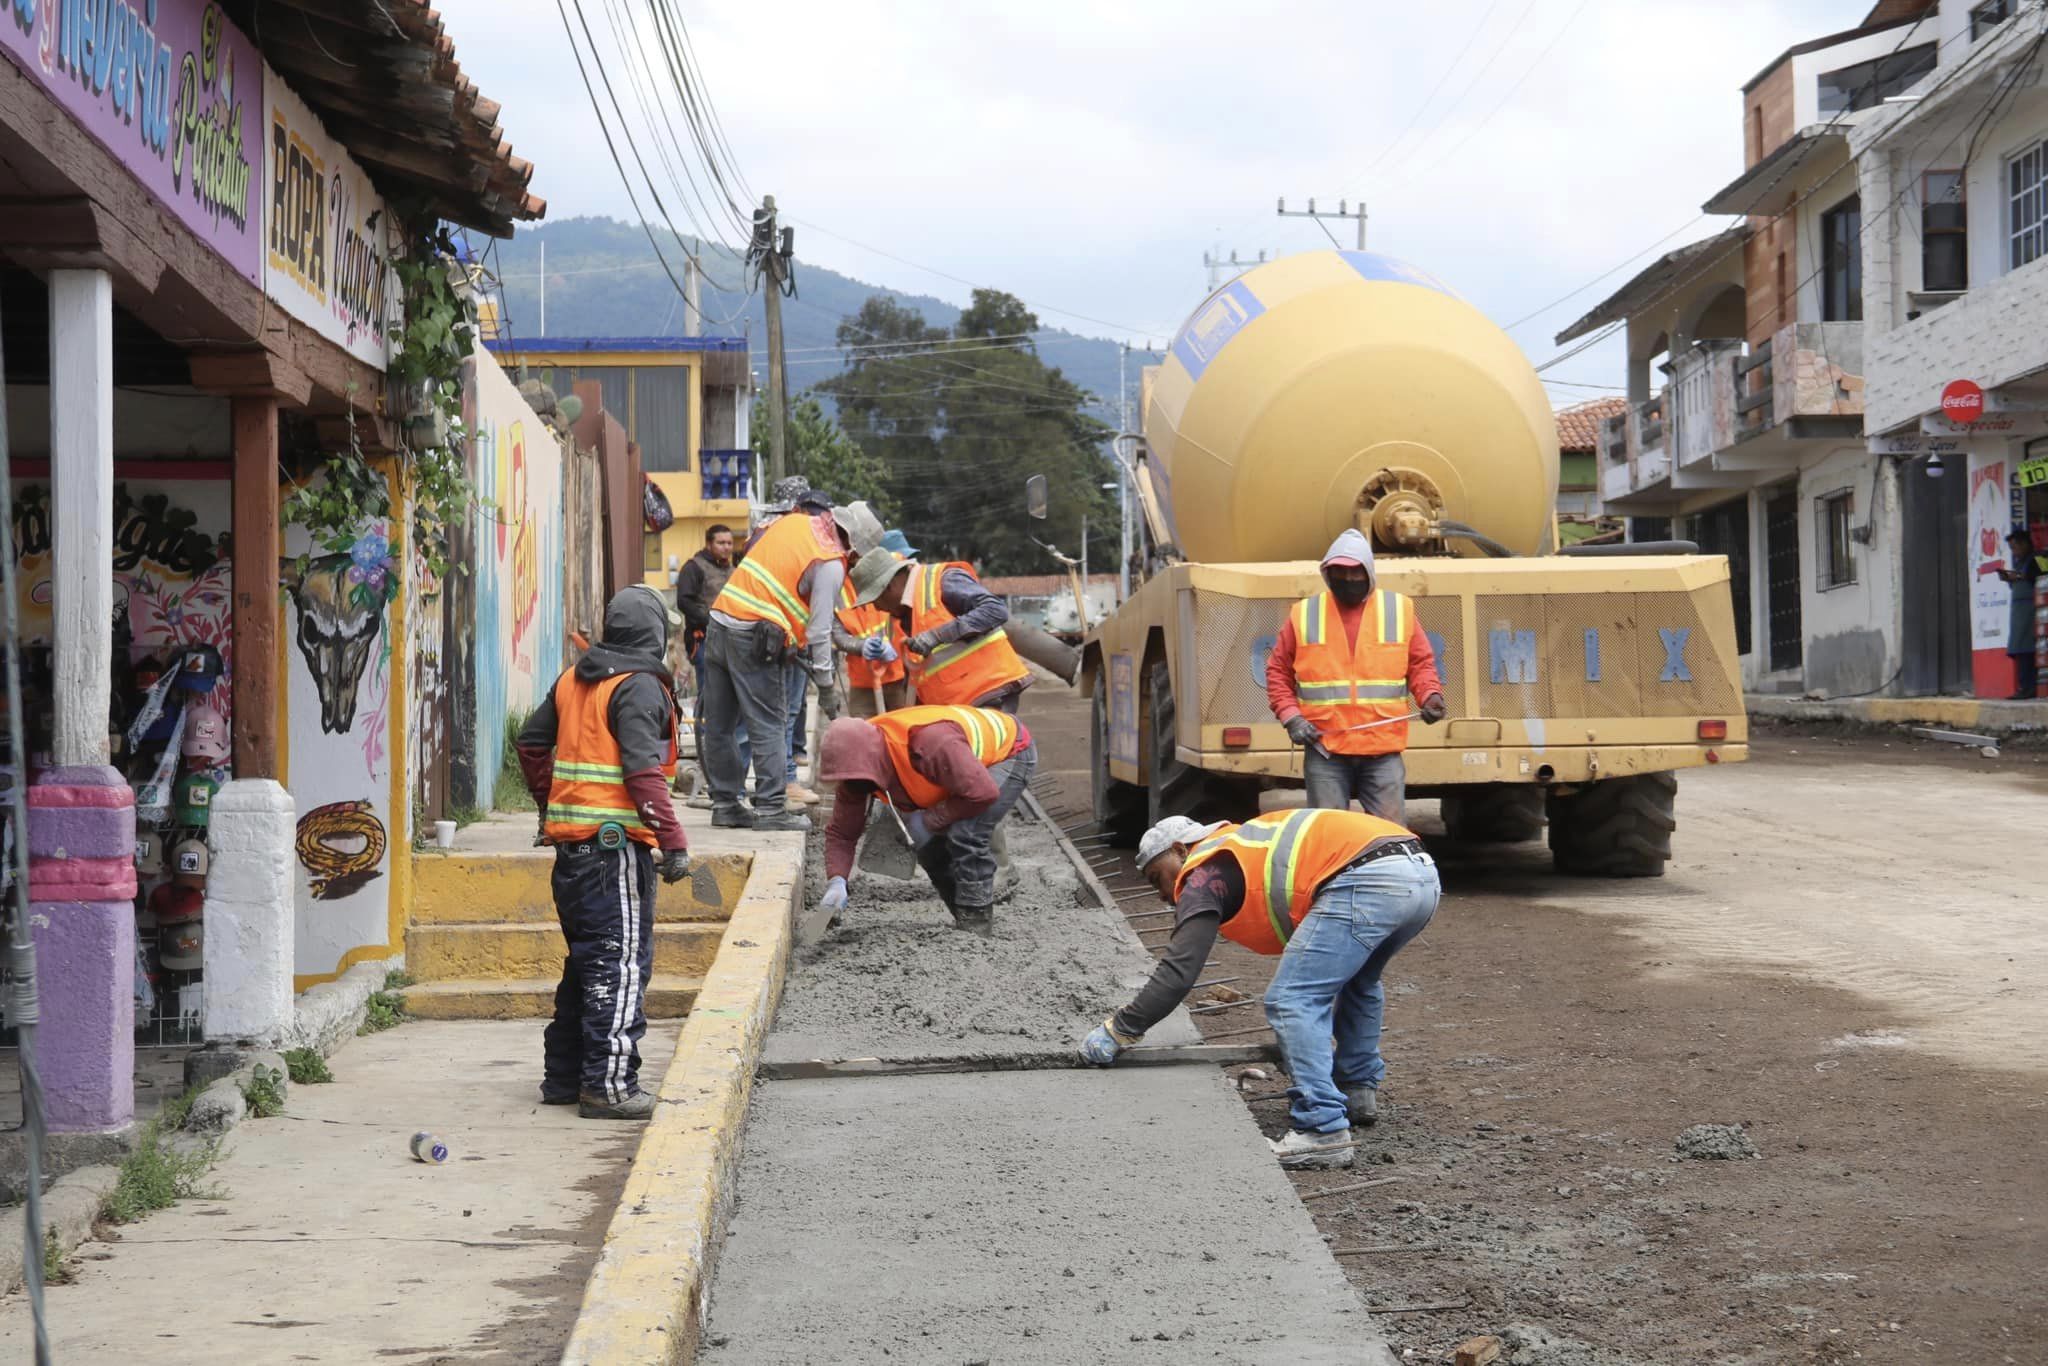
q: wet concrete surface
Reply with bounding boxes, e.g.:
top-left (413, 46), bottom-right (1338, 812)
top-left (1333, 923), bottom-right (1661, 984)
top-left (766, 803), bottom-right (1196, 1066)
top-left (701, 1067), bottom-right (1379, 1366)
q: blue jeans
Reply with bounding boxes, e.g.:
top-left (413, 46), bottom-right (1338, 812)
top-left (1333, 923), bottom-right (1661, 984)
top-left (1303, 748), bottom-right (1405, 824)
top-left (784, 664), bottom-right (809, 783)
top-left (1264, 849), bottom-right (1440, 1135)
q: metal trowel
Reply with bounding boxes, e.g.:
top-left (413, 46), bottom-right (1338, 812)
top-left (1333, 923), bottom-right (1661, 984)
top-left (856, 798), bottom-right (920, 880)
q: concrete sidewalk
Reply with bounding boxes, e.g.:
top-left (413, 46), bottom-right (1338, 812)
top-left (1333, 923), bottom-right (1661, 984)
top-left (0, 1019), bottom-right (671, 1364)
top-left (1749, 691), bottom-right (2048, 732)
top-left (697, 806), bottom-right (1394, 1365)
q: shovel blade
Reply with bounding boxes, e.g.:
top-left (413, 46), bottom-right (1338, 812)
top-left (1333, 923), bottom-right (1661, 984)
top-left (856, 807), bottom-right (921, 880)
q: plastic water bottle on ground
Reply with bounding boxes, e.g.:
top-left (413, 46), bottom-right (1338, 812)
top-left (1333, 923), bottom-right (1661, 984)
top-left (410, 1131), bottom-right (449, 1164)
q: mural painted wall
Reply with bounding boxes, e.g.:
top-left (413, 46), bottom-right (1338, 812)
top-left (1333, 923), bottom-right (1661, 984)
top-left (282, 468), bottom-right (404, 982)
top-left (468, 348), bottom-right (564, 810)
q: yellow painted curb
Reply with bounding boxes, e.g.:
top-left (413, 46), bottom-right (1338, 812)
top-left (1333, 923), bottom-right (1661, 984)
top-left (411, 850), bottom-right (752, 925)
top-left (559, 834), bottom-right (805, 1366)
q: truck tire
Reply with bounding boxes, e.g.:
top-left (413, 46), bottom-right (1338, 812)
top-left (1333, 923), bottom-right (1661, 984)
top-left (1146, 662), bottom-right (1256, 828)
top-left (1546, 772), bottom-right (1677, 878)
top-left (1091, 680), bottom-right (1146, 846)
top-left (1440, 785), bottom-right (1546, 844)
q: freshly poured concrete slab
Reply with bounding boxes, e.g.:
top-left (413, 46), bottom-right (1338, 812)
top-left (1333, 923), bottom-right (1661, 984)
top-left (701, 1066), bottom-right (1389, 1365)
top-left (767, 807), bottom-right (1198, 1066)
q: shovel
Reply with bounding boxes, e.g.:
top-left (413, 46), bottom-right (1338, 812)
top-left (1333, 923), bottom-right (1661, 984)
top-left (854, 680), bottom-right (923, 879)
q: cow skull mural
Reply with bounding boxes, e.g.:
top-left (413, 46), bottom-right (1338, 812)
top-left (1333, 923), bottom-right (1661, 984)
top-left (282, 543), bottom-right (395, 734)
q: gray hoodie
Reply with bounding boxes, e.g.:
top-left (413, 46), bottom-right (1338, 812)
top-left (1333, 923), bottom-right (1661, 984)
top-left (1321, 529), bottom-right (1376, 595)
top-left (521, 586), bottom-right (677, 773)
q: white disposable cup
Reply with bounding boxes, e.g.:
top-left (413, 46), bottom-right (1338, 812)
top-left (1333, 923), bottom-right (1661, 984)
top-left (434, 819), bottom-right (457, 849)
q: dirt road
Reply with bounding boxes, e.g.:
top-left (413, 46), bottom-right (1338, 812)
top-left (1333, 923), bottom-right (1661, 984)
top-left (1023, 687), bottom-right (2047, 1366)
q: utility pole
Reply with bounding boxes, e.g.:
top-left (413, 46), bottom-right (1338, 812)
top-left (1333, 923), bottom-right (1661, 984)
top-left (753, 194), bottom-right (792, 486)
top-left (1117, 343), bottom-right (1132, 603)
top-left (538, 239), bottom-right (546, 337)
top-left (1277, 196), bottom-right (1367, 250)
top-left (1203, 247), bottom-right (1269, 292)
top-left (683, 255), bottom-right (702, 336)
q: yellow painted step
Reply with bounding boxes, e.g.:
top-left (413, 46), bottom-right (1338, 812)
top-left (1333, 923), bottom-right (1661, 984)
top-left (402, 974), bottom-right (704, 1021)
top-left (407, 922), bottom-right (726, 983)
top-left (410, 850), bottom-right (751, 925)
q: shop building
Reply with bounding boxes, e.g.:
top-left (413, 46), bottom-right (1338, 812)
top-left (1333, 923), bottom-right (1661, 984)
top-left (1, 0), bottom-right (538, 1138)
top-left (1574, 0), bottom-right (2047, 701)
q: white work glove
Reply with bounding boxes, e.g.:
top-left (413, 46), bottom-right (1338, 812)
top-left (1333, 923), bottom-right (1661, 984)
top-left (821, 876), bottom-right (848, 914)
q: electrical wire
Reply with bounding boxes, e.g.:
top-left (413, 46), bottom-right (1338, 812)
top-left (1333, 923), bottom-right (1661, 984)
top-left (1380, 0), bottom-right (1544, 182)
top-left (1420, 0), bottom-right (1598, 179)
top-left (1360, 0), bottom-right (1506, 177)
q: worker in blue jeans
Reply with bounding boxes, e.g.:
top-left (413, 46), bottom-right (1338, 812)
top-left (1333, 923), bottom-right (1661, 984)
top-left (1081, 808), bottom-right (1439, 1169)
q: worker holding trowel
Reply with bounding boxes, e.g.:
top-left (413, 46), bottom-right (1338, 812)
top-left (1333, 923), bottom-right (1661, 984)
top-left (833, 530), bottom-right (916, 717)
top-left (1267, 530), bottom-right (1446, 822)
top-left (851, 540), bottom-right (1031, 714)
top-left (1079, 808), bottom-right (1439, 1170)
top-left (814, 697), bottom-right (1038, 935)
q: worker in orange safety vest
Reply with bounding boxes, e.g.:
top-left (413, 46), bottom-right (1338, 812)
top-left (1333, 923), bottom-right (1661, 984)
top-left (1079, 808), bottom-right (1439, 1171)
top-left (1266, 529), bottom-right (1446, 822)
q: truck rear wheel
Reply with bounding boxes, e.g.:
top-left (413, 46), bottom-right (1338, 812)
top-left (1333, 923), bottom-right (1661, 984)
top-left (1147, 662), bottom-right (1256, 828)
top-left (1440, 785), bottom-right (1546, 844)
top-left (1546, 773), bottom-right (1677, 878)
top-left (1091, 679), bottom-right (1146, 846)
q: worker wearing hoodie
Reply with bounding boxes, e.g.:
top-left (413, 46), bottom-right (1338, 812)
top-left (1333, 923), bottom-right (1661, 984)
top-left (1265, 530), bottom-right (1446, 821)
top-left (517, 585), bottom-right (692, 1121)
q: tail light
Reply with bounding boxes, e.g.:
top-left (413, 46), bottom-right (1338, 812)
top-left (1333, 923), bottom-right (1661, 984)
top-left (1697, 720), bottom-right (1728, 742)
top-left (1221, 727), bottom-right (1252, 749)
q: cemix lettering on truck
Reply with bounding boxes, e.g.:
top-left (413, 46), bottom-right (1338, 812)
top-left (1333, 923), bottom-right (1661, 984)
top-left (1487, 627), bottom-right (1692, 684)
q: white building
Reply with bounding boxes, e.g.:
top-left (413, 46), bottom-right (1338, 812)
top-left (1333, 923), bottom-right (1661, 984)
top-left (1569, 0), bottom-right (2047, 699)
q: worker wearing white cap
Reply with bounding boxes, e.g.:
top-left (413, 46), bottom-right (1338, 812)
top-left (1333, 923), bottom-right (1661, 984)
top-left (1080, 806), bottom-right (1439, 1170)
top-left (1267, 530), bottom-right (1446, 821)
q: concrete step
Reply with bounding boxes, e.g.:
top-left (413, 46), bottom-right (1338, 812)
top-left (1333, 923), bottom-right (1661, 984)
top-left (402, 974), bottom-right (705, 1021)
top-left (407, 921), bottom-right (727, 983)
top-left (410, 849), bottom-right (751, 926)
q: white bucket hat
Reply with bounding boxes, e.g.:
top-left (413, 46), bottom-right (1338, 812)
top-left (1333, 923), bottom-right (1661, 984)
top-left (1136, 816), bottom-right (1229, 871)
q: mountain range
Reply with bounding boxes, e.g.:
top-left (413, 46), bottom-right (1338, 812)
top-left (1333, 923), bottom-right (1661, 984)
top-left (482, 217), bottom-right (1160, 410)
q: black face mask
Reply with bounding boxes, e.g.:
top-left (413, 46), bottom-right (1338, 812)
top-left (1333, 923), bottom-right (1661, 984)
top-left (1328, 577), bottom-right (1372, 606)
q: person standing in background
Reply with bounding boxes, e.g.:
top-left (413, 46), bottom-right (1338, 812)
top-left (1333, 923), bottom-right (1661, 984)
top-left (1998, 529), bottom-right (2047, 699)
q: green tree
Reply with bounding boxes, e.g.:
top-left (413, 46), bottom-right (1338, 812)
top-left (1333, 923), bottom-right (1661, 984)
top-left (753, 395), bottom-right (891, 513)
top-left (818, 289), bottom-right (1115, 576)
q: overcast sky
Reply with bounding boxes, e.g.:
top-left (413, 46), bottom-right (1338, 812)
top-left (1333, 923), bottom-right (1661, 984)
top-left (437, 0), bottom-right (1879, 401)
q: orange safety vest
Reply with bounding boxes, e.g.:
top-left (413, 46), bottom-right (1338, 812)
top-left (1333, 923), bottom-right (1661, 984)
top-left (838, 579), bottom-right (907, 689)
top-left (905, 561), bottom-right (1030, 706)
top-left (1290, 589), bottom-right (1418, 755)
top-left (869, 705), bottom-right (1022, 811)
top-left (543, 672), bottom-right (679, 848)
top-left (1175, 808), bottom-right (1413, 955)
top-left (712, 512), bottom-right (845, 646)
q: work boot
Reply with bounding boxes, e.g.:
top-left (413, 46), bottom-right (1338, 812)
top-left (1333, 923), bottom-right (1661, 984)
top-left (952, 906), bottom-right (994, 936)
top-left (786, 782), bottom-right (820, 808)
top-left (579, 1090), bottom-right (657, 1120)
top-left (1269, 1129), bottom-right (1355, 1170)
top-left (539, 1084), bottom-right (578, 1106)
top-left (1344, 1086), bottom-right (1379, 1127)
top-left (685, 792), bottom-right (715, 810)
top-left (750, 810), bottom-right (813, 833)
top-left (711, 805), bottom-right (755, 828)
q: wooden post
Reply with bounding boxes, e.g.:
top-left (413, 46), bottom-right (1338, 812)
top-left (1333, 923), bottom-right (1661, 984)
top-left (760, 194), bottom-right (788, 486)
top-left (231, 396), bottom-right (281, 778)
top-left (48, 269), bottom-right (113, 767)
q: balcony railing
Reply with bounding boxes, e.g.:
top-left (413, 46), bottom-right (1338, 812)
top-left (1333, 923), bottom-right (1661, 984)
top-left (1736, 323), bottom-right (1865, 442)
top-left (700, 449), bottom-right (753, 502)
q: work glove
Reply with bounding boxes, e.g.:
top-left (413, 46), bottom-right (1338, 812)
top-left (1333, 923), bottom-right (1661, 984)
top-left (1420, 693), bottom-right (1448, 724)
top-left (817, 680), bottom-right (845, 720)
top-left (533, 809), bottom-right (550, 848)
top-left (821, 876), bottom-right (848, 914)
top-left (1079, 1017), bottom-right (1142, 1067)
top-left (1283, 716), bottom-right (1322, 748)
top-left (905, 630), bottom-right (942, 657)
top-left (860, 636), bottom-right (898, 663)
top-left (658, 849), bottom-right (692, 884)
top-left (902, 811), bottom-right (933, 848)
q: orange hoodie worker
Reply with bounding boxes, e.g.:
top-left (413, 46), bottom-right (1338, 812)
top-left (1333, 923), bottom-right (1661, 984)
top-left (1267, 529), bottom-right (1445, 822)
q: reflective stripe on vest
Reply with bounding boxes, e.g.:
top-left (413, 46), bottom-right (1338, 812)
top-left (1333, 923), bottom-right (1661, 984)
top-left (1291, 590), bottom-right (1415, 755)
top-left (907, 561), bottom-right (1030, 705)
top-left (869, 704), bottom-right (1021, 811)
top-left (1174, 807), bottom-right (1413, 954)
top-left (543, 671), bottom-right (679, 848)
top-left (838, 579), bottom-right (907, 688)
top-left (712, 513), bottom-right (843, 645)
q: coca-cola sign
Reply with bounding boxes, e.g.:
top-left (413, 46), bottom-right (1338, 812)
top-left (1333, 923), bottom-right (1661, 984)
top-left (1941, 379), bottom-right (1985, 424)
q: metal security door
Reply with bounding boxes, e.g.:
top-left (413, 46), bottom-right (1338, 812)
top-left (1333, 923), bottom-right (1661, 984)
top-left (1764, 486), bottom-right (1802, 673)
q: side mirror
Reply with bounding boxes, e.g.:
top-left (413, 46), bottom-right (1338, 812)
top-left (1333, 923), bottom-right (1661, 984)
top-left (1025, 474), bottom-right (1049, 520)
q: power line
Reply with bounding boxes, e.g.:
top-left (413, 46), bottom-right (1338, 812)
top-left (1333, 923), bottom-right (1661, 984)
top-left (1381, 0), bottom-right (1544, 181)
top-left (1422, 0), bottom-right (1598, 179)
top-left (1360, 0), bottom-right (1506, 177)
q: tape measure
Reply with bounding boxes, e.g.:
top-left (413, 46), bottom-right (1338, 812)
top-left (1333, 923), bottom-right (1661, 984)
top-left (597, 822), bottom-right (627, 850)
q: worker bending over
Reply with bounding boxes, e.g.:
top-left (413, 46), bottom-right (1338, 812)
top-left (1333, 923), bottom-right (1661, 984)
top-left (1268, 530), bottom-right (1446, 822)
top-left (834, 531), bottom-right (916, 716)
top-left (852, 548), bottom-right (1030, 713)
top-left (1081, 808), bottom-right (1439, 1169)
top-left (517, 586), bottom-right (693, 1121)
top-left (699, 499), bottom-right (882, 830)
top-left (816, 704), bottom-right (1038, 934)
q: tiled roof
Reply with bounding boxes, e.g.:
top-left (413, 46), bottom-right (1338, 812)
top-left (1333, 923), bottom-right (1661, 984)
top-left (1555, 398), bottom-right (1628, 453)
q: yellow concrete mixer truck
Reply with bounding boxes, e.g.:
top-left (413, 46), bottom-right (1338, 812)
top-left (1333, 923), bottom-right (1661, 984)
top-left (1084, 250), bottom-right (1746, 876)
